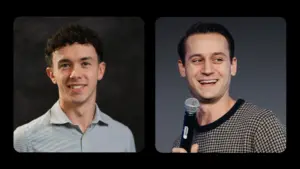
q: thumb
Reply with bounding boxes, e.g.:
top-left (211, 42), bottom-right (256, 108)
top-left (191, 144), bottom-right (198, 153)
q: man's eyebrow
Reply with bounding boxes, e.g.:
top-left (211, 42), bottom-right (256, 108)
top-left (57, 57), bottom-right (93, 64)
top-left (58, 59), bottom-right (71, 64)
top-left (187, 53), bottom-right (204, 59)
top-left (80, 56), bottom-right (93, 61)
top-left (212, 52), bottom-right (227, 56)
top-left (187, 52), bottom-right (227, 59)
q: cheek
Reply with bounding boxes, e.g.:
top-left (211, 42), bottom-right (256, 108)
top-left (216, 63), bottom-right (230, 75)
top-left (218, 68), bottom-right (231, 84)
top-left (186, 65), bottom-right (200, 77)
top-left (186, 67), bottom-right (200, 86)
top-left (56, 76), bottom-right (67, 87)
top-left (86, 69), bottom-right (99, 81)
top-left (55, 71), bottom-right (70, 85)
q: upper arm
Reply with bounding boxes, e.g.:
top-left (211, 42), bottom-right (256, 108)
top-left (13, 126), bottom-right (29, 152)
top-left (254, 113), bottom-right (286, 153)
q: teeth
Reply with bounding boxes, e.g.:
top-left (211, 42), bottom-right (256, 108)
top-left (71, 85), bottom-right (84, 89)
top-left (200, 80), bottom-right (217, 84)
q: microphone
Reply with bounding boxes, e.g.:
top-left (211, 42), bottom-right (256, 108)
top-left (179, 97), bottom-right (200, 152)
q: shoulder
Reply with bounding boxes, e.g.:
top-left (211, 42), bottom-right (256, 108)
top-left (241, 101), bottom-right (286, 152)
top-left (240, 101), bottom-right (285, 128)
top-left (100, 111), bottom-right (133, 135)
top-left (99, 111), bottom-right (136, 152)
top-left (239, 101), bottom-right (272, 118)
top-left (13, 111), bottom-right (50, 152)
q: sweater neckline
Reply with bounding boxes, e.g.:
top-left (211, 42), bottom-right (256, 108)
top-left (195, 98), bottom-right (245, 133)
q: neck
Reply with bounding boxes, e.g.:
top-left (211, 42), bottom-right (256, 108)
top-left (196, 94), bottom-right (236, 126)
top-left (59, 98), bottom-right (96, 133)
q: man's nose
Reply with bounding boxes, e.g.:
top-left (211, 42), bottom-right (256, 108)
top-left (69, 66), bottom-right (82, 79)
top-left (201, 60), bottom-right (214, 75)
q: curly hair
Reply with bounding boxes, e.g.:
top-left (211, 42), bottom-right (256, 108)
top-left (45, 24), bottom-right (104, 67)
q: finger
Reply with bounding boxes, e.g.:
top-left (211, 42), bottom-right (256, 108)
top-left (172, 148), bottom-right (178, 152)
top-left (172, 148), bottom-right (187, 153)
top-left (179, 148), bottom-right (187, 153)
top-left (190, 144), bottom-right (199, 153)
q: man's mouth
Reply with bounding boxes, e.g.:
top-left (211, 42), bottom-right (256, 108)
top-left (198, 79), bottom-right (218, 86)
top-left (68, 85), bottom-right (86, 89)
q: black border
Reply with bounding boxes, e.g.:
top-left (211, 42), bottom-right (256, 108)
top-left (10, 14), bottom-right (293, 164)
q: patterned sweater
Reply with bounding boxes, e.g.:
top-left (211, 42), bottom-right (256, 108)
top-left (172, 99), bottom-right (286, 153)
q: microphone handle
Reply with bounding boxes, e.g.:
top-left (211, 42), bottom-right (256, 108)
top-left (179, 111), bottom-right (196, 152)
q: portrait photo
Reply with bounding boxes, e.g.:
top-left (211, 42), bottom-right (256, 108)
top-left (13, 17), bottom-right (144, 152)
top-left (155, 17), bottom-right (286, 153)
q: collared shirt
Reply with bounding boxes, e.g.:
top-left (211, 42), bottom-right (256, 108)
top-left (14, 100), bottom-right (136, 152)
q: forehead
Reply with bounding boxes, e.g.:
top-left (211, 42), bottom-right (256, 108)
top-left (52, 43), bottom-right (98, 62)
top-left (185, 33), bottom-right (229, 56)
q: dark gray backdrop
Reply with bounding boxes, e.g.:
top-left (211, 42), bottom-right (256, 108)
top-left (155, 17), bottom-right (286, 153)
top-left (13, 17), bottom-right (144, 152)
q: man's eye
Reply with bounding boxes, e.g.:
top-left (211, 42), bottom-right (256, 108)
top-left (60, 64), bottom-right (70, 68)
top-left (82, 62), bottom-right (91, 66)
top-left (214, 58), bottom-right (224, 63)
top-left (192, 59), bottom-right (203, 63)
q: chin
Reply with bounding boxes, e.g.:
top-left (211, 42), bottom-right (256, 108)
top-left (69, 97), bottom-right (87, 104)
top-left (196, 93), bottom-right (219, 103)
top-left (198, 91), bottom-right (217, 99)
top-left (198, 97), bottom-right (217, 104)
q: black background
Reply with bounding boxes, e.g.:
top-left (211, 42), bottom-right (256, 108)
top-left (12, 15), bottom-right (292, 157)
top-left (13, 17), bottom-right (145, 152)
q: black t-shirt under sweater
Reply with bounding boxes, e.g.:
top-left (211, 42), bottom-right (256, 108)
top-left (172, 99), bottom-right (286, 153)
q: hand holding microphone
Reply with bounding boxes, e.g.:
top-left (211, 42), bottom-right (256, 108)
top-left (172, 144), bottom-right (199, 153)
top-left (172, 97), bottom-right (200, 153)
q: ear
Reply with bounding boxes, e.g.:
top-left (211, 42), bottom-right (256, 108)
top-left (231, 57), bottom-right (237, 76)
top-left (46, 67), bottom-right (57, 84)
top-left (178, 59), bottom-right (186, 77)
top-left (97, 62), bottom-right (106, 80)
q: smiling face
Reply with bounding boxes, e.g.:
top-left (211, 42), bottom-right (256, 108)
top-left (178, 33), bottom-right (237, 103)
top-left (46, 43), bottom-right (105, 105)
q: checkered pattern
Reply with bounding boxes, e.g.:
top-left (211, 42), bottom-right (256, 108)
top-left (172, 99), bottom-right (286, 153)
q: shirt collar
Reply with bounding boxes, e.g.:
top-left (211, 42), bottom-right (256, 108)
top-left (49, 100), bottom-right (108, 126)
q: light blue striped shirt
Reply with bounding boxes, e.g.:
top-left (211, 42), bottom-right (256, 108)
top-left (13, 100), bottom-right (136, 152)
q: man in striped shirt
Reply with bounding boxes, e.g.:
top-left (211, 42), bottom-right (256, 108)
top-left (172, 21), bottom-right (286, 153)
top-left (14, 24), bottom-right (136, 152)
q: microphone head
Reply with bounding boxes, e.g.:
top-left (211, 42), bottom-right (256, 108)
top-left (184, 97), bottom-right (200, 114)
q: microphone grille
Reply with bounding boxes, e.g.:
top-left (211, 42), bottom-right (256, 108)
top-left (184, 98), bottom-right (200, 114)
